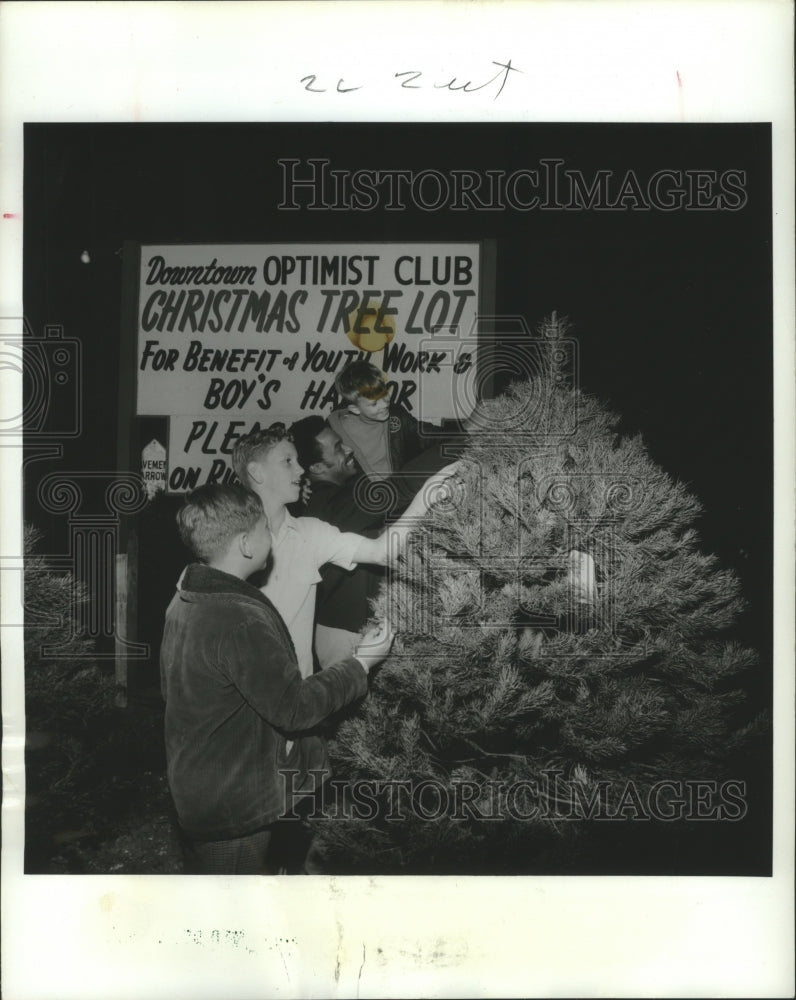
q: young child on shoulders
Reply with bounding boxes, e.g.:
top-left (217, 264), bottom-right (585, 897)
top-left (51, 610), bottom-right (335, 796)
top-left (160, 482), bottom-right (393, 875)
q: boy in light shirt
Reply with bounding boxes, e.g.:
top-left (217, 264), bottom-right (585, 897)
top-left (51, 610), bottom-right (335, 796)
top-left (232, 423), bottom-right (460, 679)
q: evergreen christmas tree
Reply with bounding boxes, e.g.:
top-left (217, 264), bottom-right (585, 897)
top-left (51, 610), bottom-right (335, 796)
top-left (24, 524), bottom-right (106, 729)
top-left (24, 525), bottom-right (117, 869)
top-left (315, 316), bottom-right (769, 874)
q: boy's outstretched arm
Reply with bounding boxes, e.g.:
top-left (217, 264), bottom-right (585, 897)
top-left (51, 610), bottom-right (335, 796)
top-left (351, 461), bottom-right (463, 566)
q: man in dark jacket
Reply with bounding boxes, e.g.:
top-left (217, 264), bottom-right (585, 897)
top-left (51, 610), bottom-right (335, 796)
top-left (160, 482), bottom-right (392, 874)
top-left (291, 414), bottom-right (465, 668)
top-left (290, 415), bottom-right (386, 668)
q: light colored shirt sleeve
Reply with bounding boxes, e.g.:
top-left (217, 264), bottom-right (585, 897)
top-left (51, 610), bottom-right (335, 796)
top-left (303, 516), bottom-right (363, 572)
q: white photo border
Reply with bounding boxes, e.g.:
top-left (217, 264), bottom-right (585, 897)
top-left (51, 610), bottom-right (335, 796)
top-left (1, 2), bottom-right (793, 998)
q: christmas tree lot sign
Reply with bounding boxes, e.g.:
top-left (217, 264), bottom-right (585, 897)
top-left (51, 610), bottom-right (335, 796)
top-left (313, 335), bottom-right (767, 875)
top-left (134, 243), bottom-right (480, 492)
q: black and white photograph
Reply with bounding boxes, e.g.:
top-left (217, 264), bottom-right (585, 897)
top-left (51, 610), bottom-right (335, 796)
top-left (2, 3), bottom-right (793, 998)
top-left (18, 119), bottom-right (776, 880)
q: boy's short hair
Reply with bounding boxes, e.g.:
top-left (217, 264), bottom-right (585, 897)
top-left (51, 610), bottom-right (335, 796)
top-left (177, 483), bottom-right (265, 563)
top-left (232, 423), bottom-right (293, 488)
top-left (334, 360), bottom-right (390, 403)
top-left (290, 415), bottom-right (327, 470)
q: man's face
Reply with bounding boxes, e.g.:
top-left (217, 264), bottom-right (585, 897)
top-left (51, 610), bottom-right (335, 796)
top-left (245, 513), bottom-right (272, 571)
top-left (247, 440), bottom-right (304, 506)
top-left (312, 426), bottom-right (358, 485)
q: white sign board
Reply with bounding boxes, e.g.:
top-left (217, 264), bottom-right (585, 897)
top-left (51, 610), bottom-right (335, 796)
top-left (136, 242), bottom-right (480, 421)
top-left (167, 416), bottom-right (259, 492)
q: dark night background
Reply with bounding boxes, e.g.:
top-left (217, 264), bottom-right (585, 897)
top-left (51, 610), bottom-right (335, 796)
top-left (22, 123), bottom-right (772, 871)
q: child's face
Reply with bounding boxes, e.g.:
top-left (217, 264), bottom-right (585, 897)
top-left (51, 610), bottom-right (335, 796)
top-left (245, 513), bottom-right (272, 571)
top-left (247, 440), bottom-right (304, 506)
top-left (350, 392), bottom-right (390, 422)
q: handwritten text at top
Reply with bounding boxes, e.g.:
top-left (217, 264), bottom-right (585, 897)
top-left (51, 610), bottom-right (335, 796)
top-left (300, 60), bottom-right (520, 101)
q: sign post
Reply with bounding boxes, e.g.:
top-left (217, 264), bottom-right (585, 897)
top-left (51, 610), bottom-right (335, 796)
top-left (141, 439), bottom-right (166, 498)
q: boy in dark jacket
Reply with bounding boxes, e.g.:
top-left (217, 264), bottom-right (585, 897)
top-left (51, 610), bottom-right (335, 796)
top-left (329, 360), bottom-right (433, 477)
top-left (160, 483), bottom-right (392, 874)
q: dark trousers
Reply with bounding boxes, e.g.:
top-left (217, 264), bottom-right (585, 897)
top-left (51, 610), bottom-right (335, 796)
top-left (180, 789), bottom-right (322, 875)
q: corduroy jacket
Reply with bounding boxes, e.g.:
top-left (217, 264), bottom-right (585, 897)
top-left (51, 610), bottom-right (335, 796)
top-left (160, 563), bottom-right (367, 841)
